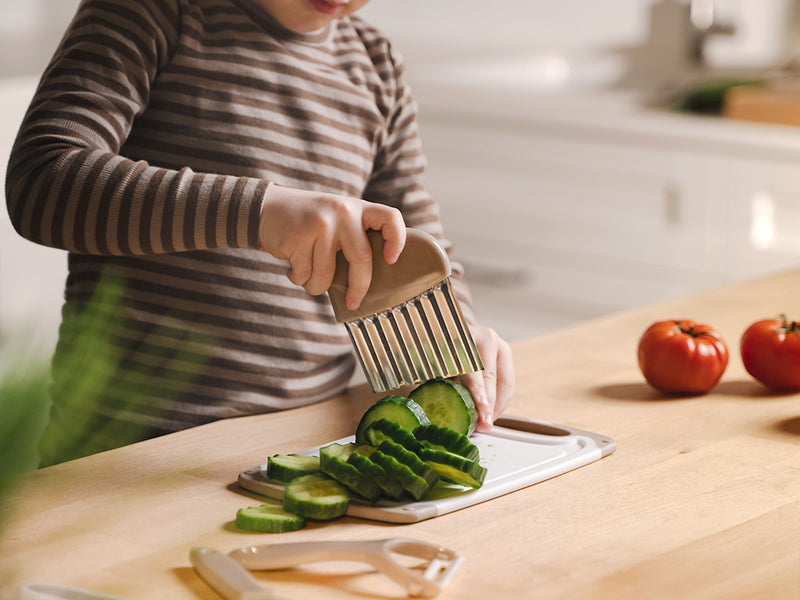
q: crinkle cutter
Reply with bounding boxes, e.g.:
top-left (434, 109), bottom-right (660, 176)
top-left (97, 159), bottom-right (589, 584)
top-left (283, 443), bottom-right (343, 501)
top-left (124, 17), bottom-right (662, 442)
top-left (190, 537), bottom-right (462, 599)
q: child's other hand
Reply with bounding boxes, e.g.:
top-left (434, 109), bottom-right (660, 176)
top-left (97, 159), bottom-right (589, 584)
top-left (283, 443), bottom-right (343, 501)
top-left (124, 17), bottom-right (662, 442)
top-left (259, 185), bottom-right (406, 310)
top-left (455, 325), bottom-right (514, 432)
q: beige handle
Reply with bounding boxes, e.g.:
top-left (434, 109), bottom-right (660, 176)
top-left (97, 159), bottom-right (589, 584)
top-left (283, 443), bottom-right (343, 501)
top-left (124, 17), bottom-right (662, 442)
top-left (327, 228), bottom-right (451, 323)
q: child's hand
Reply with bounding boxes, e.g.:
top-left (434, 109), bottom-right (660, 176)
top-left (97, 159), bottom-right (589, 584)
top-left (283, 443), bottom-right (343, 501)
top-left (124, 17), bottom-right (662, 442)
top-left (259, 184), bottom-right (406, 310)
top-left (455, 325), bottom-right (515, 432)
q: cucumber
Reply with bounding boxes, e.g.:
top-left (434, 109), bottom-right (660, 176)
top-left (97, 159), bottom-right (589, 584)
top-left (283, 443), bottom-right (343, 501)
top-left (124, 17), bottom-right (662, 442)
top-left (370, 450), bottom-right (437, 501)
top-left (364, 418), bottom-right (423, 454)
top-left (319, 443), bottom-right (382, 502)
top-left (355, 395), bottom-right (430, 445)
top-left (319, 442), bottom-right (356, 469)
top-left (348, 446), bottom-right (405, 501)
top-left (419, 447), bottom-right (486, 489)
top-left (409, 379), bottom-right (478, 436)
top-left (283, 474), bottom-right (350, 520)
top-left (377, 439), bottom-right (439, 496)
top-left (414, 424), bottom-right (480, 461)
top-left (235, 502), bottom-right (306, 533)
top-left (266, 453), bottom-right (320, 483)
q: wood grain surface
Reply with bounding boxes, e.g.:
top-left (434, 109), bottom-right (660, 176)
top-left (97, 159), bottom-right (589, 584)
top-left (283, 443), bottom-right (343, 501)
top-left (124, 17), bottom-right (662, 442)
top-left (2, 268), bottom-right (799, 600)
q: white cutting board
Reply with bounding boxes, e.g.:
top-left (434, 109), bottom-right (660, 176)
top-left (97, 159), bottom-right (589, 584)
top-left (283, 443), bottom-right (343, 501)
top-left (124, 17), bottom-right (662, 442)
top-left (238, 415), bottom-right (616, 523)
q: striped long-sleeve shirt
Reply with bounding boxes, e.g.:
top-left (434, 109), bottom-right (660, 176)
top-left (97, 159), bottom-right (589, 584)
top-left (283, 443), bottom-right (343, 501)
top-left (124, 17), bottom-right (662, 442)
top-left (6, 0), bottom-right (474, 463)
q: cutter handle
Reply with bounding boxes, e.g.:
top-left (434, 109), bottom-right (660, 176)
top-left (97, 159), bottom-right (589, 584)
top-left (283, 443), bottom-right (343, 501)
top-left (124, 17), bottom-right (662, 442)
top-left (327, 228), bottom-right (451, 323)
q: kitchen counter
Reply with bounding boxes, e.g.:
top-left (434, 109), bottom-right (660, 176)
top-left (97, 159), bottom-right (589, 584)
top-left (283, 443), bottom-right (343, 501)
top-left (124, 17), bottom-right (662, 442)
top-left (2, 268), bottom-right (800, 599)
top-left (408, 70), bottom-right (800, 163)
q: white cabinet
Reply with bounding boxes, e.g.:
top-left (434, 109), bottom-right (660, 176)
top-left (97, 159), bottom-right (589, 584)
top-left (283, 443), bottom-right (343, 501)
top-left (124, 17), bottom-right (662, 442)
top-left (418, 108), bottom-right (800, 339)
top-left (715, 157), bottom-right (800, 279)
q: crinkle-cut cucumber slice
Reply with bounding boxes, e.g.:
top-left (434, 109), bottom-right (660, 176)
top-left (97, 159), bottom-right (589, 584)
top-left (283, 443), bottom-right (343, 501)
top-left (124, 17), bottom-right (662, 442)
top-left (413, 423), bottom-right (480, 461)
top-left (348, 447), bottom-right (405, 501)
top-left (266, 453), bottom-right (320, 484)
top-left (235, 502), bottom-right (306, 532)
top-left (355, 395), bottom-right (430, 445)
top-left (319, 443), bottom-right (382, 503)
top-left (352, 444), bottom-right (376, 457)
top-left (283, 474), bottom-right (350, 520)
top-left (409, 379), bottom-right (478, 436)
top-left (370, 450), bottom-right (437, 501)
top-left (377, 440), bottom-right (439, 491)
top-left (419, 447), bottom-right (487, 489)
top-left (364, 418), bottom-right (423, 454)
top-left (319, 442), bottom-right (356, 470)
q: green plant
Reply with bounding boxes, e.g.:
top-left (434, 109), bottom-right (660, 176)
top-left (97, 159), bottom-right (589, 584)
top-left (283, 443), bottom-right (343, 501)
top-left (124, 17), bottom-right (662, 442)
top-left (0, 269), bottom-right (210, 513)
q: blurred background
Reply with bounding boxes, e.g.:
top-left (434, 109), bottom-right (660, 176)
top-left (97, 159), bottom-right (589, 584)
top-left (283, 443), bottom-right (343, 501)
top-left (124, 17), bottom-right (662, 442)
top-left (2, 0), bottom-right (800, 365)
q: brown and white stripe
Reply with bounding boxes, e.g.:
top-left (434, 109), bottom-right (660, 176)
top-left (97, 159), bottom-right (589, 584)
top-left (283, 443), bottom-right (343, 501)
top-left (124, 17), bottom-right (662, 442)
top-left (5, 0), bottom-right (474, 463)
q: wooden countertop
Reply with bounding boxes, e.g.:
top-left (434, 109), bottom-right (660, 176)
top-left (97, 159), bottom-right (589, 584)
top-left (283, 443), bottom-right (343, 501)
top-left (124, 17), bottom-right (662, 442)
top-left (2, 268), bottom-right (800, 600)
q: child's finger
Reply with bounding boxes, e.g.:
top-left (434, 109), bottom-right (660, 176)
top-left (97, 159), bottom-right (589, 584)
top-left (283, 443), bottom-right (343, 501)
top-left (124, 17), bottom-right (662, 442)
top-left (286, 247), bottom-right (313, 287)
top-left (381, 223), bottom-right (406, 264)
top-left (341, 232), bottom-right (373, 310)
top-left (362, 205), bottom-right (406, 264)
top-left (458, 370), bottom-right (492, 432)
top-left (304, 234), bottom-right (337, 296)
top-left (494, 338), bottom-right (515, 419)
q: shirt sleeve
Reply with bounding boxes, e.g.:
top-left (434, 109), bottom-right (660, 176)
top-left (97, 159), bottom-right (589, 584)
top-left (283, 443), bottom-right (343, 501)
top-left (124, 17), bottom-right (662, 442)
top-left (361, 42), bottom-right (478, 324)
top-left (5, 0), bottom-right (267, 256)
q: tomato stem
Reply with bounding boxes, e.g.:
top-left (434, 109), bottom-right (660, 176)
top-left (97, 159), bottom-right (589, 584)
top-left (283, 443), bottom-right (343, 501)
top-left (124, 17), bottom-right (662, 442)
top-left (676, 321), bottom-right (702, 337)
top-left (778, 314), bottom-right (800, 334)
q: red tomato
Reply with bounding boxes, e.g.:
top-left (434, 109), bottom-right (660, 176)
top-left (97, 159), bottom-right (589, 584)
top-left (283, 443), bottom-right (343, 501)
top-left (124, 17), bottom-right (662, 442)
top-left (637, 319), bottom-right (729, 394)
top-left (740, 316), bottom-right (800, 392)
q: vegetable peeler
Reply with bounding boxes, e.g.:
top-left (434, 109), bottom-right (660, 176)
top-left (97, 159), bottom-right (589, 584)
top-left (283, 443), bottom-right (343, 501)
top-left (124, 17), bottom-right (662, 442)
top-left (327, 228), bottom-right (483, 393)
top-left (190, 537), bottom-right (462, 598)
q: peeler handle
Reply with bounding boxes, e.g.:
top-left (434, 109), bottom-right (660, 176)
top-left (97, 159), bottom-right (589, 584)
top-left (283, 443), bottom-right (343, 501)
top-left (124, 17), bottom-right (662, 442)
top-left (327, 228), bottom-right (451, 323)
top-left (229, 539), bottom-right (388, 571)
top-left (229, 539), bottom-right (448, 597)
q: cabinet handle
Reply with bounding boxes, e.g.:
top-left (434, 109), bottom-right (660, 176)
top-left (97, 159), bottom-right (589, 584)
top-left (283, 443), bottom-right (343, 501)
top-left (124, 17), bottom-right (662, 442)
top-left (664, 183), bottom-right (682, 225)
top-left (459, 259), bottom-right (530, 289)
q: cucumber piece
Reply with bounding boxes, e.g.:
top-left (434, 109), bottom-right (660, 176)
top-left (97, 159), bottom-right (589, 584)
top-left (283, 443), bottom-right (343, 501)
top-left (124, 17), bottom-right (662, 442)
top-left (235, 502), bottom-right (306, 533)
top-left (319, 442), bottom-right (356, 469)
top-left (319, 443), bottom-right (382, 502)
top-left (355, 395), bottom-right (430, 445)
top-left (352, 444), bottom-right (376, 457)
top-left (409, 379), bottom-right (478, 436)
top-left (377, 439), bottom-right (439, 495)
top-left (414, 424), bottom-right (480, 461)
top-left (348, 447), bottom-right (405, 501)
top-left (266, 453), bottom-right (320, 483)
top-left (419, 447), bottom-right (486, 489)
top-left (364, 418), bottom-right (423, 454)
top-left (283, 474), bottom-right (350, 520)
top-left (370, 450), bottom-right (437, 501)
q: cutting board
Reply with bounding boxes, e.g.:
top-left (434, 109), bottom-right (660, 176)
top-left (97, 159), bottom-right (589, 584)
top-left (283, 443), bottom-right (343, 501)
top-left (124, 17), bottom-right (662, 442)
top-left (238, 415), bottom-right (616, 523)
top-left (724, 84), bottom-right (800, 127)
top-left (238, 416), bottom-right (616, 523)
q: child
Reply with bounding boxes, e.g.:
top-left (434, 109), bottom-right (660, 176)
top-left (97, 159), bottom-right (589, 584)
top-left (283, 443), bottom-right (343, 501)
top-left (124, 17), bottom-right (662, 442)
top-left (6, 0), bottom-right (514, 465)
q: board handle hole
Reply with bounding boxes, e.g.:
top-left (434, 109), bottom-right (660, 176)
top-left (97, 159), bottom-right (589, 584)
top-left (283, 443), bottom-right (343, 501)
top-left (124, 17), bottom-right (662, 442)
top-left (494, 416), bottom-right (571, 437)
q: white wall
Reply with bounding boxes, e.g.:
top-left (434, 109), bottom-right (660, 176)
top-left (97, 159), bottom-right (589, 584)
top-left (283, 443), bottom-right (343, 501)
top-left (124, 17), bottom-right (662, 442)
top-left (0, 0), bottom-right (81, 77)
top-left (0, 1), bottom-right (80, 364)
top-left (361, 0), bottom-right (650, 62)
top-left (361, 0), bottom-right (799, 69)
